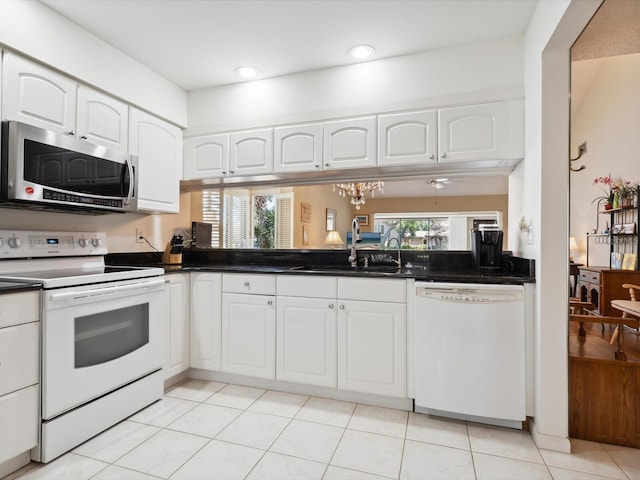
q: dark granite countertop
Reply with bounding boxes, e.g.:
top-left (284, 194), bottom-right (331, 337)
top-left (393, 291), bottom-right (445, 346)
top-left (0, 280), bottom-right (42, 293)
top-left (106, 249), bottom-right (535, 285)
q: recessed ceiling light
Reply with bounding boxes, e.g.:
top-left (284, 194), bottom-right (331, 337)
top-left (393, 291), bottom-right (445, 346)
top-left (236, 66), bottom-right (259, 79)
top-left (348, 44), bottom-right (375, 60)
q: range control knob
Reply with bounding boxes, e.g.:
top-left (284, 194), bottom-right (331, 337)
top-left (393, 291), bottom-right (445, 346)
top-left (78, 237), bottom-right (88, 248)
top-left (91, 238), bottom-right (101, 248)
top-left (8, 236), bottom-right (22, 249)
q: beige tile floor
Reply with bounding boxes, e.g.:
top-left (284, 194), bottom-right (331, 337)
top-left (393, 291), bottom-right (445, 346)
top-left (9, 379), bottom-right (640, 480)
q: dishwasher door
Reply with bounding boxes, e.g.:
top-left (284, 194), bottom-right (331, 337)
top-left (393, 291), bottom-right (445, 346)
top-left (414, 282), bottom-right (525, 428)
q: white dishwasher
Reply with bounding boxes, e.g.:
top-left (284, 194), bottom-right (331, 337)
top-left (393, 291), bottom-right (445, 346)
top-left (414, 282), bottom-right (525, 429)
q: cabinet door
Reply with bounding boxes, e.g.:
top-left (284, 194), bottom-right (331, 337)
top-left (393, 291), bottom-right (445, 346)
top-left (2, 52), bottom-right (76, 134)
top-left (438, 101), bottom-right (523, 163)
top-left (129, 107), bottom-right (182, 213)
top-left (0, 385), bottom-right (39, 464)
top-left (276, 296), bottom-right (337, 387)
top-left (229, 128), bottom-right (273, 176)
top-left (274, 123), bottom-right (323, 173)
top-left (76, 85), bottom-right (128, 152)
top-left (164, 273), bottom-right (190, 380)
top-left (183, 134), bottom-right (229, 179)
top-left (190, 273), bottom-right (222, 371)
top-left (0, 322), bottom-right (39, 396)
top-left (337, 300), bottom-right (406, 397)
top-left (323, 116), bottom-right (376, 170)
top-left (377, 110), bottom-right (437, 167)
top-left (221, 293), bottom-right (276, 379)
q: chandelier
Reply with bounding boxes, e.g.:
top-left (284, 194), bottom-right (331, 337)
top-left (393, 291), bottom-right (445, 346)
top-left (333, 181), bottom-right (384, 210)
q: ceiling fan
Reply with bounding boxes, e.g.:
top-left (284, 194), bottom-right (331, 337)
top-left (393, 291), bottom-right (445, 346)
top-left (425, 178), bottom-right (450, 190)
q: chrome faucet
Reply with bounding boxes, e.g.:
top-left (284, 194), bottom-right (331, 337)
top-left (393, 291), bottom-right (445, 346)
top-left (348, 218), bottom-right (361, 268)
top-left (386, 237), bottom-right (402, 268)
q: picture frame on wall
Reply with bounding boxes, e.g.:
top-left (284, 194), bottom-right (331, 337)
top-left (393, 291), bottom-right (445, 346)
top-left (302, 225), bottom-right (309, 245)
top-left (301, 202), bottom-right (311, 223)
top-left (355, 214), bottom-right (369, 226)
top-left (326, 208), bottom-right (336, 231)
top-left (622, 253), bottom-right (637, 270)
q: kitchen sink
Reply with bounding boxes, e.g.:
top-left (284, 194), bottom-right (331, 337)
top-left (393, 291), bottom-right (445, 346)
top-left (289, 264), bottom-right (402, 275)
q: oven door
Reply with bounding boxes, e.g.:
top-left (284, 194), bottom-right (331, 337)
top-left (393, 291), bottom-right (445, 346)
top-left (42, 276), bottom-right (164, 420)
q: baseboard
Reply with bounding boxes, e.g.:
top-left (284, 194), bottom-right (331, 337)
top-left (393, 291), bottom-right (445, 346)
top-left (530, 419), bottom-right (572, 453)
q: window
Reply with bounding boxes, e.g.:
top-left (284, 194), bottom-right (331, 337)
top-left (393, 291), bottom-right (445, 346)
top-left (202, 188), bottom-right (293, 248)
top-left (373, 211), bottom-right (500, 250)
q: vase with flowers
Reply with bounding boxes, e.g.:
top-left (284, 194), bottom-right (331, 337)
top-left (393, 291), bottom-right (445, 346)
top-left (592, 175), bottom-right (614, 210)
top-left (613, 180), bottom-right (638, 208)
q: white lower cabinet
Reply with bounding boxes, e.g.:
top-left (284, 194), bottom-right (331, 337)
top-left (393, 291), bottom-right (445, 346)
top-left (164, 273), bottom-right (190, 380)
top-left (190, 272), bottom-right (222, 371)
top-left (276, 296), bottom-right (337, 387)
top-left (337, 300), bottom-right (406, 397)
top-left (336, 277), bottom-right (407, 398)
top-left (0, 290), bottom-right (40, 467)
top-left (221, 293), bottom-right (276, 379)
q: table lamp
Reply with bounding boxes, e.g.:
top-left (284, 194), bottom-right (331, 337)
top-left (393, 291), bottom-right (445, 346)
top-left (324, 230), bottom-right (344, 249)
top-left (569, 236), bottom-right (578, 262)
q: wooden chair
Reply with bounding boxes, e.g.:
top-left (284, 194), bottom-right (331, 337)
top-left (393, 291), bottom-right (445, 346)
top-left (610, 283), bottom-right (640, 334)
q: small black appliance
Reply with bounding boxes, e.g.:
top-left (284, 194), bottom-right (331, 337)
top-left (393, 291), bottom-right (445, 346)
top-left (471, 224), bottom-right (504, 273)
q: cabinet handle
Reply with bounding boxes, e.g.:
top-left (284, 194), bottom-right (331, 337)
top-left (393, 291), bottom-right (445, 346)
top-left (339, 305), bottom-right (345, 310)
top-left (440, 153), bottom-right (447, 159)
top-left (67, 130), bottom-right (75, 136)
top-left (315, 164), bottom-right (320, 168)
top-left (222, 171), bottom-right (227, 175)
top-left (244, 281), bottom-right (250, 287)
top-left (324, 163), bottom-right (330, 167)
top-left (267, 300), bottom-right (273, 305)
top-left (328, 303), bottom-right (334, 309)
top-left (428, 154), bottom-right (435, 160)
top-left (80, 135), bottom-right (88, 139)
top-left (230, 170), bottom-right (235, 174)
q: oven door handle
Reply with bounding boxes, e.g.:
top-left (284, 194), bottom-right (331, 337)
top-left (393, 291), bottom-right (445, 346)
top-left (48, 277), bottom-right (164, 302)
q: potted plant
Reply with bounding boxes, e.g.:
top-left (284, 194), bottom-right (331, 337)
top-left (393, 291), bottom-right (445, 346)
top-left (613, 180), bottom-right (638, 208)
top-left (592, 174), bottom-right (614, 210)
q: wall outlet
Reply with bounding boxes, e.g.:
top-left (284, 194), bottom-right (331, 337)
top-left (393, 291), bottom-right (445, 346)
top-left (136, 228), bottom-right (144, 243)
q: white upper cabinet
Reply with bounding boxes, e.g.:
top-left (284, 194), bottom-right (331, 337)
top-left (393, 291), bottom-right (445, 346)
top-left (3, 53), bottom-right (129, 152)
top-left (229, 128), bottom-right (273, 177)
top-left (377, 110), bottom-right (437, 167)
top-left (2, 52), bottom-right (77, 134)
top-left (184, 134), bottom-right (229, 179)
top-left (437, 100), bottom-right (523, 163)
top-left (323, 116), bottom-right (376, 170)
top-left (129, 107), bottom-right (183, 213)
top-left (76, 85), bottom-right (128, 152)
top-left (274, 123), bottom-right (323, 173)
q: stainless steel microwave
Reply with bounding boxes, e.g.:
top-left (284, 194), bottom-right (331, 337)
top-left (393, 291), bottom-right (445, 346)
top-left (0, 121), bottom-right (137, 214)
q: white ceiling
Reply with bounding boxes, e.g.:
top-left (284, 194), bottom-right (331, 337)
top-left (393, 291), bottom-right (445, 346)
top-left (378, 175), bottom-right (507, 198)
top-left (39, 0), bottom-right (538, 91)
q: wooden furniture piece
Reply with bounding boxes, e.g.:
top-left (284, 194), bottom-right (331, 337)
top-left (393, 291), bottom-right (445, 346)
top-left (569, 316), bottom-right (640, 447)
top-left (577, 267), bottom-right (640, 316)
top-left (611, 283), bottom-right (640, 334)
top-left (569, 262), bottom-right (583, 297)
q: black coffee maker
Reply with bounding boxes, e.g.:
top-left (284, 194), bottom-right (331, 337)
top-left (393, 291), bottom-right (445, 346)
top-left (471, 224), bottom-right (504, 273)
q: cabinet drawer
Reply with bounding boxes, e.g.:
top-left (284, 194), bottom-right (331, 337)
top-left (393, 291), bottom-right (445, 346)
top-left (579, 270), bottom-right (601, 284)
top-left (277, 275), bottom-right (337, 298)
top-left (0, 322), bottom-right (40, 396)
top-left (223, 273), bottom-right (276, 295)
top-left (0, 290), bottom-right (40, 328)
top-left (0, 384), bottom-right (39, 464)
top-left (338, 277), bottom-right (406, 303)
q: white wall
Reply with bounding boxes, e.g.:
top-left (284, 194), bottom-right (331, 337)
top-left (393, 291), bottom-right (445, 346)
top-left (0, 0), bottom-right (187, 126)
top-left (570, 54), bottom-right (640, 266)
top-left (187, 36), bottom-right (524, 135)
top-left (519, 0), bottom-right (602, 452)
